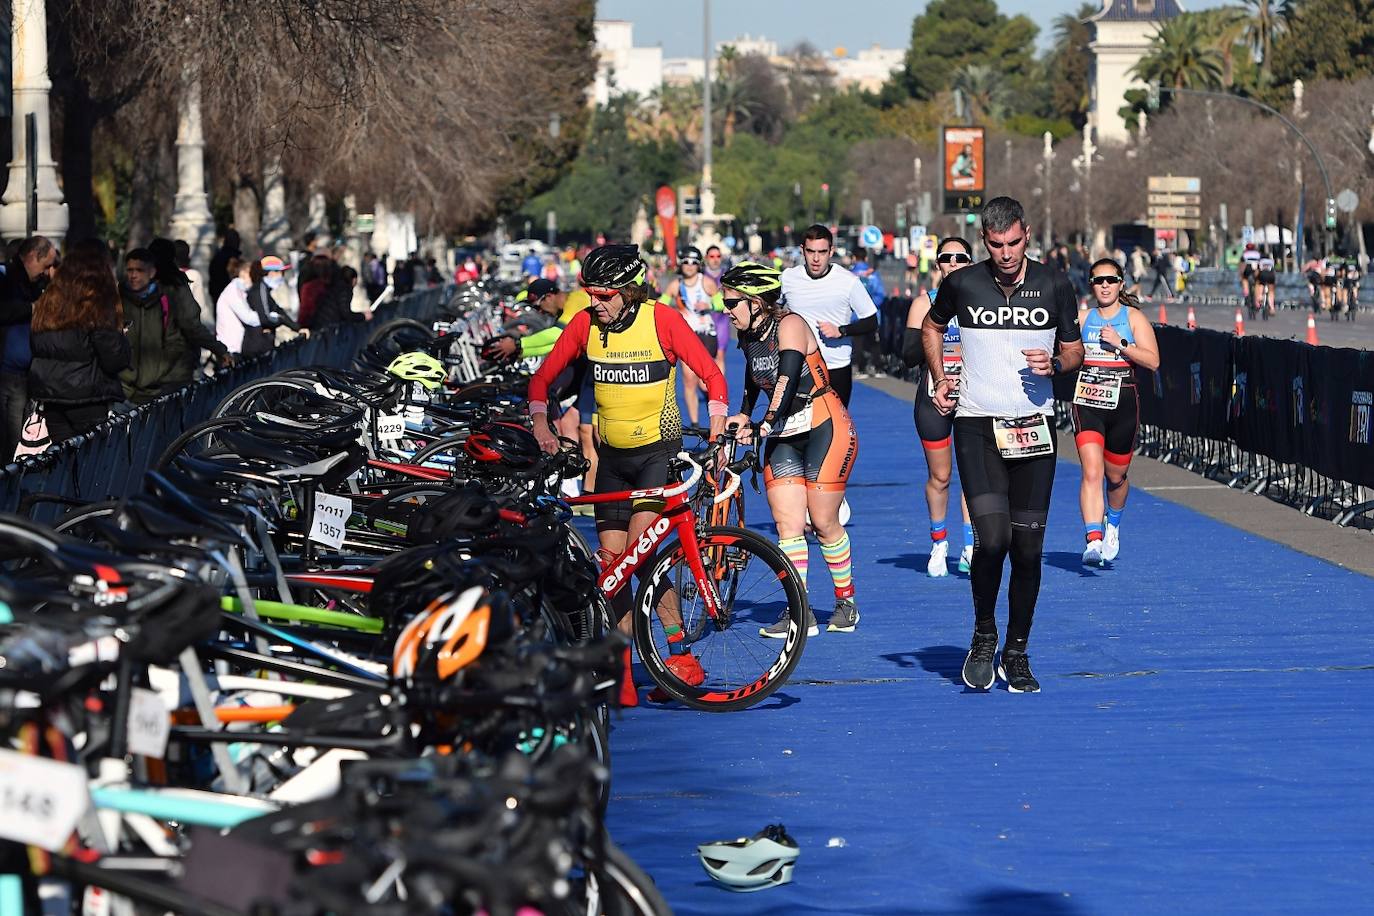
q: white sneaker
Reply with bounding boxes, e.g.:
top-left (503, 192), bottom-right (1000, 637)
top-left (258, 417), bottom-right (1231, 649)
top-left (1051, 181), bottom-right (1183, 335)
top-left (1082, 540), bottom-right (1104, 568)
top-left (927, 540), bottom-right (950, 577)
top-left (1102, 523), bottom-right (1121, 561)
top-left (958, 545), bottom-right (973, 573)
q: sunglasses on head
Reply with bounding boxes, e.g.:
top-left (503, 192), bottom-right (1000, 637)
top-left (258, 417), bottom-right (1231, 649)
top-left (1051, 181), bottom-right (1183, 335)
top-left (1090, 275), bottom-right (1123, 287)
top-left (937, 252), bottom-right (971, 264)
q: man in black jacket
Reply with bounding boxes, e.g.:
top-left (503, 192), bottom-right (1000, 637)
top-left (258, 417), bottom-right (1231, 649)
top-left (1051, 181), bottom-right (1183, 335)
top-left (208, 228), bottom-right (241, 305)
top-left (0, 236), bottom-right (58, 461)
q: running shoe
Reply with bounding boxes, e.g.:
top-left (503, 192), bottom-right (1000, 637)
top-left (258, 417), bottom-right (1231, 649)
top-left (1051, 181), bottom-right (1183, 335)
top-left (826, 598), bottom-right (860, 633)
top-left (1082, 539), bottom-right (1105, 568)
top-left (998, 650), bottom-right (1041, 693)
top-left (760, 606), bottom-right (819, 639)
top-left (958, 544), bottom-right (973, 574)
top-left (927, 540), bottom-right (950, 577)
top-left (1102, 522), bottom-right (1121, 562)
top-left (648, 653), bottom-right (705, 703)
top-left (962, 632), bottom-right (998, 690)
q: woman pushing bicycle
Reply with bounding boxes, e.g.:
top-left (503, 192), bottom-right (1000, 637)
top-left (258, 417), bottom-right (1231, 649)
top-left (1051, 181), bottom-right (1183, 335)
top-left (528, 244), bottom-right (727, 705)
top-left (721, 262), bottom-right (860, 638)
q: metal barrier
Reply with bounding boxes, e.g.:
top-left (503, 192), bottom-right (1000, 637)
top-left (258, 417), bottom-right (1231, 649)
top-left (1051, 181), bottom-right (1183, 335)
top-left (0, 287), bottom-right (450, 522)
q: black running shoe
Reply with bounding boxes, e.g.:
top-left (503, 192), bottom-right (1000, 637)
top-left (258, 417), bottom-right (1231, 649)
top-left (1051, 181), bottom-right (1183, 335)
top-left (998, 650), bottom-right (1041, 693)
top-left (961, 632), bottom-right (998, 690)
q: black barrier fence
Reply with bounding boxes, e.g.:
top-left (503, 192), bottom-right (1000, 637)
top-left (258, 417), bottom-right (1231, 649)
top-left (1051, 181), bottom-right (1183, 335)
top-left (874, 296), bottom-right (1374, 528)
top-left (0, 287), bottom-right (449, 523)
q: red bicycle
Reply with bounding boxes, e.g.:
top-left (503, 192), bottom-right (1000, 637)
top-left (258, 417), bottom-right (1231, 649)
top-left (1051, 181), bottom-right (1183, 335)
top-left (566, 448), bottom-right (809, 712)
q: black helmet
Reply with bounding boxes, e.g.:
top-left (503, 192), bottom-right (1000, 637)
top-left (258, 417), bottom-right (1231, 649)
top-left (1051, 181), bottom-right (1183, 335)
top-left (463, 421), bottom-right (541, 471)
top-left (579, 245), bottom-right (647, 293)
top-left (680, 246), bottom-right (703, 266)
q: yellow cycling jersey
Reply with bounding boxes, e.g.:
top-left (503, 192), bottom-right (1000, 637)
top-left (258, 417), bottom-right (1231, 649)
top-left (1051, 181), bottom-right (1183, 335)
top-left (586, 303), bottom-right (680, 449)
top-left (560, 288), bottom-right (590, 325)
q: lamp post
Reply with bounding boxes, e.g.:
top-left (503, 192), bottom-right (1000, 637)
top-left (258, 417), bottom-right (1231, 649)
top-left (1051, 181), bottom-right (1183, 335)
top-left (1041, 131), bottom-right (1053, 254)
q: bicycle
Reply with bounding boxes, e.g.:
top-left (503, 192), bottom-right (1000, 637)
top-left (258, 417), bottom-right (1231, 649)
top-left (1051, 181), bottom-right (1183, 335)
top-left (565, 448), bottom-right (809, 712)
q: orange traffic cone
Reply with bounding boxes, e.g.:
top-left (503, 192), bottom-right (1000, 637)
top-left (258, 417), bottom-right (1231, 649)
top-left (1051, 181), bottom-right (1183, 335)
top-left (1234, 308), bottom-right (1245, 336)
top-left (1306, 312), bottom-right (1319, 346)
top-left (1158, 302), bottom-right (1169, 324)
top-left (1187, 306), bottom-right (1197, 330)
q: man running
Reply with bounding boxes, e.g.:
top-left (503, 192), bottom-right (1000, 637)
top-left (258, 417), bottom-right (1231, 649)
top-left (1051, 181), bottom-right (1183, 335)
top-left (780, 225), bottom-right (878, 408)
top-left (921, 197), bottom-right (1084, 693)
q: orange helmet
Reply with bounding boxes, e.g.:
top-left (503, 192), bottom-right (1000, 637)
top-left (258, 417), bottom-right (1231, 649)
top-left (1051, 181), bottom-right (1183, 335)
top-left (392, 586), bottom-right (492, 682)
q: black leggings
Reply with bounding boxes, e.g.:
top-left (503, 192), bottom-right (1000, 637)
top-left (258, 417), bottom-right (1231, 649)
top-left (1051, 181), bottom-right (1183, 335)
top-left (953, 416), bottom-right (1057, 651)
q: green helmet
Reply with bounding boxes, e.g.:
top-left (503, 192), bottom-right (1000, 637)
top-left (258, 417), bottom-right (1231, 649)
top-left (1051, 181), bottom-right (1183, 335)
top-left (719, 261), bottom-right (782, 298)
top-left (387, 351), bottom-right (447, 390)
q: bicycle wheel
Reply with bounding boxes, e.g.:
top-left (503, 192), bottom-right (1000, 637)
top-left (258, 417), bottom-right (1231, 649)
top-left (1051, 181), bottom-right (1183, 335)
top-left (633, 525), bottom-right (808, 712)
top-left (578, 837), bottom-right (672, 916)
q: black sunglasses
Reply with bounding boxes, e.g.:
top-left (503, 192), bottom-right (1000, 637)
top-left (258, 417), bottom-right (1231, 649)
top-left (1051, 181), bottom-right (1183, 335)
top-left (722, 296), bottom-right (749, 309)
top-left (937, 253), bottom-right (972, 264)
top-left (1090, 275), bottom-right (1124, 287)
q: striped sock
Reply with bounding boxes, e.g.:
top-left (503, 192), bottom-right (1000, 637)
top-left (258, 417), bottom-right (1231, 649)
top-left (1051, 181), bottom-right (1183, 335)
top-left (930, 520), bottom-right (948, 542)
top-left (1085, 522), bottom-right (1104, 543)
top-left (1105, 502), bottom-right (1125, 528)
top-left (820, 533), bottom-right (854, 599)
top-left (962, 521), bottom-right (974, 548)
top-left (778, 536), bottom-right (808, 593)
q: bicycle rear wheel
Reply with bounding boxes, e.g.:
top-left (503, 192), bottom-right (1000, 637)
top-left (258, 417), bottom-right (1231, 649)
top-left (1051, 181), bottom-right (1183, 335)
top-left (632, 525), bottom-right (808, 712)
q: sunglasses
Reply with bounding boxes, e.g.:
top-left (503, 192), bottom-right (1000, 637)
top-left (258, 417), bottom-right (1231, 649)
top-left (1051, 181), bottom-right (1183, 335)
top-left (587, 289), bottom-right (620, 302)
top-left (937, 253), bottom-right (972, 264)
top-left (722, 296), bottom-right (749, 310)
top-left (1090, 276), bottom-right (1124, 287)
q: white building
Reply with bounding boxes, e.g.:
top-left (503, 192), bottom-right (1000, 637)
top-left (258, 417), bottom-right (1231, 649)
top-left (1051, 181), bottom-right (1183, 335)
top-left (592, 20), bottom-right (663, 105)
top-left (663, 57), bottom-right (707, 86)
top-left (719, 34), bottom-right (777, 58)
top-left (1088, 0), bottom-right (1183, 144)
top-left (831, 44), bottom-right (904, 92)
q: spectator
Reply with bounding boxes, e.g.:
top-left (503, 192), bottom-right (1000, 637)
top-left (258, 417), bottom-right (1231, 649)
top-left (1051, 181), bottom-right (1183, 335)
top-left (174, 239), bottom-right (208, 319)
top-left (521, 248), bottom-right (542, 281)
top-left (308, 266), bottom-right (373, 329)
top-left (362, 252), bottom-right (387, 302)
top-left (297, 254), bottom-right (334, 327)
top-left (28, 240), bottom-right (131, 443)
top-left (119, 247), bottom-right (229, 405)
top-left (0, 235), bottom-right (58, 460)
top-left (217, 255), bottom-right (305, 358)
top-left (851, 255), bottom-right (887, 379)
top-left (425, 257), bottom-right (442, 287)
top-left (296, 231), bottom-right (324, 287)
top-left (207, 228), bottom-right (241, 305)
top-left (393, 253), bottom-right (416, 296)
top-left (248, 255), bottom-right (304, 354)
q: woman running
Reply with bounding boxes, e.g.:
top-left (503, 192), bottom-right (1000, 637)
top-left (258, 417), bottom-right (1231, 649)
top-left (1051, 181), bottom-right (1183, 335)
top-left (659, 247), bottom-right (721, 427)
top-left (1072, 258), bottom-right (1160, 567)
top-left (903, 237), bottom-right (974, 577)
top-left (722, 262), bottom-right (860, 637)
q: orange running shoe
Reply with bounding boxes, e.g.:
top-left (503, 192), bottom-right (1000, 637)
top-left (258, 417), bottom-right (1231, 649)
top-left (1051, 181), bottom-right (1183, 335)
top-left (648, 652), bottom-right (706, 702)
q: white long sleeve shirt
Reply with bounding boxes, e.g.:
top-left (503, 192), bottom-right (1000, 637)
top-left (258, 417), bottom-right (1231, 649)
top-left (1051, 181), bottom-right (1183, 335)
top-left (215, 281), bottom-right (261, 354)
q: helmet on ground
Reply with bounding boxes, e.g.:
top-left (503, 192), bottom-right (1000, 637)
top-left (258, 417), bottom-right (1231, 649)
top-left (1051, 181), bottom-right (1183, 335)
top-left (392, 586), bottom-right (491, 682)
top-left (680, 246), bottom-right (704, 266)
top-left (463, 421), bottom-right (541, 471)
top-left (579, 245), bottom-right (647, 294)
top-left (719, 262), bottom-right (782, 299)
top-left (387, 352), bottom-right (447, 390)
top-left (698, 824), bottom-right (799, 892)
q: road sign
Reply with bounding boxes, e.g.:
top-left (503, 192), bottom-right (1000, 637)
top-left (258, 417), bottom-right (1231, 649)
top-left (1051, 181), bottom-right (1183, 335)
top-left (1149, 205), bottom-right (1201, 219)
top-left (1148, 176), bottom-right (1201, 193)
top-left (1152, 213), bottom-right (1201, 230)
top-left (1336, 189), bottom-right (1358, 213)
top-left (1241, 225), bottom-right (1255, 244)
top-left (860, 225), bottom-right (883, 249)
top-left (1149, 193), bottom-right (1201, 207)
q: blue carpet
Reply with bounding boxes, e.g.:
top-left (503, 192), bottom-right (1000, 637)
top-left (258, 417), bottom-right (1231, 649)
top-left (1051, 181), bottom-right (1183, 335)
top-left (606, 362), bottom-right (1374, 914)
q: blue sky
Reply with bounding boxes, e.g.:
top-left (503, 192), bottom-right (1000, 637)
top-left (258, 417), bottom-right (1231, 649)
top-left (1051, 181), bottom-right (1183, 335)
top-left (596, 1), bottom-right (1227, 55)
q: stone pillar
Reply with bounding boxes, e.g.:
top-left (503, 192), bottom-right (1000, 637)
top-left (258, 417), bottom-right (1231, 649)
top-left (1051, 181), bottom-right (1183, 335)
top-left (259, 156), bottom-right (289, 256)
top-left (307, 184), bottom-right (328, 237)
top-left (0, 0), bottom-right (69, 243)
top-left (341, 194), bottom-right (362, 271)
top-left (168, 77), bottom-right (215, 323)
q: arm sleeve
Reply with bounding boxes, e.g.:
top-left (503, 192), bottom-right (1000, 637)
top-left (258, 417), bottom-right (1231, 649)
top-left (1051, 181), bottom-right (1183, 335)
top-left (739, 370), bottom-right (761, 415)
top-left (1054, 274), bottom-right (1082, 344)
top-left (527, 310), bottom-right (589, 412)
top-left (838, 313), bottom-right (878, 337)
top-left (901, 326), bottom-right (926, 369)
top-left (517, 324), bottom-right (563, 358)
top-left (657, 306), bottom-right (729, 416)
top-left (763, 348), bottom-right (805, 427)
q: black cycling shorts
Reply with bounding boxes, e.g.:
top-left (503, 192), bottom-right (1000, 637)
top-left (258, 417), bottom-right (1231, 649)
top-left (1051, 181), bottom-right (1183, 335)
top-left (1070, 384), bottom-right (1140, 467)
top-left (695, 330), bottom-right (721, 358)
top-left (1257, 270), bottom-right (1276, 285)
top-left (913, 370), bottom-right (953, 448)
top-left (593, 440), bottom-right (677, 532)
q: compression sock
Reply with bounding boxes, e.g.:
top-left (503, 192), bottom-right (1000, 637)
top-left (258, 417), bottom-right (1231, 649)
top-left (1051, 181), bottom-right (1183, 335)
top-left (1105, 502), bottom-right (1125, 528)
top-left (930, 520), bottom-right (948, 542)
top-left (778, 535), bottom-right (809, 593)
top-left (820, 533), bottom-right (855, 599)
top-left (1085, 522), bottom-right (1104, 543)
top-left (664, 624), bottom-right (687, 655)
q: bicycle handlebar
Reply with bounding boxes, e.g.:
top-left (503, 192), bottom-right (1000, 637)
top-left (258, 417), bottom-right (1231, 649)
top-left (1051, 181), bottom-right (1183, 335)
top-left (663, 451), bottom-right (703, 497)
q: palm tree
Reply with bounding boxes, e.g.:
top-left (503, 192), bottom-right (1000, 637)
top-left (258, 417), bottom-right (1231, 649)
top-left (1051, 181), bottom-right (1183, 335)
top-left (1131, 15), bottom-right (1225, 90)
top-left (951, 63), bottom-right (1011, 123)
top-left (714, 74), bottom-right (756, 147)
top-left (1234, 0), bottom-right (1290, 84)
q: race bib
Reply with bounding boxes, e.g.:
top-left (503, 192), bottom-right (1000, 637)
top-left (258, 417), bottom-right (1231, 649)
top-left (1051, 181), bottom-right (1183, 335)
top-left (1073, 367), bottom-right (1123, 409)
top-left (927, 363), bottom-right (962, 398)
top-left (376, 413), bottom-right (405, 441)
top-left (0, 749), bottom-right (90, 851)
top-left (994, 415), bottom-right (1054, 459)
top-left (309, 492), bottom-right (352, 549)
top-left (773, 402), bottom-right (813, 439)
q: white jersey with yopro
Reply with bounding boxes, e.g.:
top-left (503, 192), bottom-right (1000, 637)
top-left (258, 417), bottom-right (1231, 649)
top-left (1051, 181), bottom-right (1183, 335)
top-left (780, 264), bottom-right (877, 370)
top-left (927, 259), bottom-right (1082, 418)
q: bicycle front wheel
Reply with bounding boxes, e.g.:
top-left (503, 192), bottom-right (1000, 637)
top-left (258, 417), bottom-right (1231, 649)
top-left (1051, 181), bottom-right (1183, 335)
top-left (633, 525), bottom-right (808, 712)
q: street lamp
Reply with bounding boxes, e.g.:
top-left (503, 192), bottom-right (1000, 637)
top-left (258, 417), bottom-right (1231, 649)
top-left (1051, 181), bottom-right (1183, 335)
top-left (1041, 131), bottom-right (1053, 253)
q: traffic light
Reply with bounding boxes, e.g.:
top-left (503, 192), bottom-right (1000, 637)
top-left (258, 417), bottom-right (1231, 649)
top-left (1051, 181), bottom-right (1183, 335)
top-left (1325, 198), bottom-right (1337, 230)
top-left (964, 212), bottom-right (977, 225)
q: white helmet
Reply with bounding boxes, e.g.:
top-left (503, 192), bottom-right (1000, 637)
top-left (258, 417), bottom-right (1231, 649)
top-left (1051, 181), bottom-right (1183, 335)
top-left (697, 824), bottom-right (799, 892)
